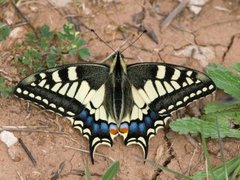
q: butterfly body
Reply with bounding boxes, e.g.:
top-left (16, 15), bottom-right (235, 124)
top-left (14, 51), bottom-right (216, 163)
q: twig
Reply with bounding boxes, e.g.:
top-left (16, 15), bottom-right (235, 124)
top-left (18, 138), bottom-right (37, 166)
top-left (161, 0), bottom-right (190, 31)
top-left (51, 161), bottom-right (65, 180)
top-left (16, 170), bottom-right (24, 180)
top-left (0, 126), bottom-right (68, 135)
top-left (64, 145), bottom-right (115, 162)
top-left (10, 0), bottom-right (38, 39)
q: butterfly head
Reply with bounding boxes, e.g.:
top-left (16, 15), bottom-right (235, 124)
top-left (110, 51), bottom-right (127, 74)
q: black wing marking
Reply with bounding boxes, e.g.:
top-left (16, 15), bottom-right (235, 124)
top-left (127, 63), bottom-right (216, 115)
top-left (14, 64), bottom-right (116, 163)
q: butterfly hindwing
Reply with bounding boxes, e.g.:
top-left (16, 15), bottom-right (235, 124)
top-left (119, 85), bottom-right (170, 158)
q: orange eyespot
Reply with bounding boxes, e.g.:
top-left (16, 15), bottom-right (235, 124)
top-left (109, 125), bottom-right (118, 135)
top-left (119, 123), bottom-right (129, 134)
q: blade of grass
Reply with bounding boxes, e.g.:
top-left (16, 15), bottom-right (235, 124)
top-left (101, 161), bottom-right (119, 180)
top-left (200, 124), bottom-right (215, 180)
top-left (144, 159), bottom-right (191, 179)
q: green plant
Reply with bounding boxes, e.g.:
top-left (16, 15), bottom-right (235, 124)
top-left (84, 161), bottom-right (119, 180)
top-left (0, 77), bottom-right (11, 98)
top-left (168, 63), bottom-right (240, 179)
top-left (0, 22), bottom-right (11, 41)
top-left (18, 23), bottom-right (90, 72)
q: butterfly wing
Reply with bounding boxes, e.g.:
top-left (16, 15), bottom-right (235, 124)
top-left (122, 63), bottom-right (216, 158)
top-left (14, 64), bottom-right (115, 163)
top-left (127, 63), bottom-right (216, 115)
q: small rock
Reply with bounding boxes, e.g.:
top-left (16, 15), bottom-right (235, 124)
top-left (8, 144), bottom-right (22, 162)
top-left (0, 130), bottom-right (18, 147)
top-left (173, 45), bottom-right (215, 67)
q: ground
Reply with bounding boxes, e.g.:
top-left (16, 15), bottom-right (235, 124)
top-left (0, 0), bottom-right (240, 179)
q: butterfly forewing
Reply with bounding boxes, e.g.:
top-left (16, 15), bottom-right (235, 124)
top-left (127, 63), bottom-right (216, 115)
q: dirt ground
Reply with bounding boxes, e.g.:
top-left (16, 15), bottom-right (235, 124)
top-left (0, 0), bottom-right (240, 179)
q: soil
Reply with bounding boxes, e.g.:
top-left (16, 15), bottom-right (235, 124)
top-left (0, 0), bottom-right (240, 179)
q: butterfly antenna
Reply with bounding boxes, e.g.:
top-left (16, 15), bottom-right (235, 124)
top-left (120, 29), bottom-right (147, 53)
top-left (90, 29), bottom-right (116, 52)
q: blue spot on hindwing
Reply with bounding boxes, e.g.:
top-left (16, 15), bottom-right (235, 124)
top-left (78, 110), bottom-right (88, 120)
top-left (92, 124), bottom-right (100, 134)
top-left (129, 122), bottom-right (138, 133)
top-left (150, 111), bottom-right (158, 120)
top-left (139, 123), bottom-right (146, 134)
top-left (86, 116), bottom-right (93, 126)
top-left (100, 122), bottom-right (109, 133)
top-left (144, 116), bottom-right (152, 127)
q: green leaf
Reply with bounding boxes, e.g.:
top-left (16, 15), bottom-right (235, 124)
top-left (0, 22), bottom-right (11, 41)
top-left (25, 32), bottom-right (37, 45)
top-left (84, 164), bottom-right (91, 180)
top-left (169, 117), bottom-right (240, 138)
top-left (191, 157), bottom-right (240, 180)
top-left (204, 102), bottom-right (240, 114)
top-left (231, 63), bottom-right (240, 72)
top-left (206, 64), bottom-right (240, 99)
top-left (0, 77), bottom-right (11, 98)
top-left (101, 161), bottom-right (119, 180)
top-left (40, 24), bottom-right (53, 39)
top-left (68, 49), bottom-right (76, 56)
top-left (74, 38), bottom-right (85, 48)
top-left (79, 48), bottom-right (90, 58)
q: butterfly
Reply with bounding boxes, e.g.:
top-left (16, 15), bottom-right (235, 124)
top-left (14, 51), bottom-right (216, 163)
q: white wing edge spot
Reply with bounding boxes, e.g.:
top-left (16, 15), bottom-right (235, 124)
top-left (190, 93), bottom-right (196, 98)
top-left (202, 87), bottom-right (207, 92)
top-left (23, 90), bottom-right (28, 95)
top-left (183, 96), bottom-right (189, 102)
top-left (49, 103), bottom-right (56, 108)
top-left (29, 93), bottom-right (35, 98)
top-left (43, 99), bottom-right (48, 104)
top-left (35, 96), bottom-right (41, 100)
top-left (16, 88), bottom-right (22, 93)
top-left (58, 107), bottom-right (64, 112)
top-left (67, 111), bottom-right (75, 116)
top-left (196, 90), bottom-right (202, 95)
top-left (209, 84), bottom-right (214, 90)
top-left (168, 105), bottom-right (174, 110)
top-left (159, 109), bottom-right (166, 114)
top-left (176, 101), bottom-right (182, 106)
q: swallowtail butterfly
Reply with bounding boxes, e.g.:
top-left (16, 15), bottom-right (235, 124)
top-left (14, 51), bottom-right (216, 163)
